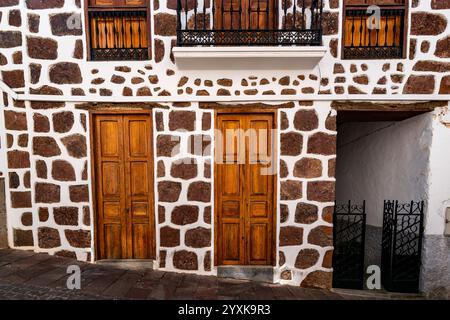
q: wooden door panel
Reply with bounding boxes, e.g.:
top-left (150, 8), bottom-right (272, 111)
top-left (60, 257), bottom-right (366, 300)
top-left (216, 113), bottom-right (275, 266)
top-left (221, 222), bottom-right (242, 263)
top-left (249, 223), bottom-right (268, 263)
top-left (214, 0), bottom-right (275, 30)
top-left (94, 114), bottom-right (154, 260)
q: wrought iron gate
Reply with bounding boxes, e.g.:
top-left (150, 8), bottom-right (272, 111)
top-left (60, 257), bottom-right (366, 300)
top-left (332, 201), bottom-right (366, 289)
top-left (381, 200), bottom-right (424, 293)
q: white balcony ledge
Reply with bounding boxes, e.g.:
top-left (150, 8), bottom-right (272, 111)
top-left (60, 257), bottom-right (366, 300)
top-left (173, 46), bottom-right (327, 71)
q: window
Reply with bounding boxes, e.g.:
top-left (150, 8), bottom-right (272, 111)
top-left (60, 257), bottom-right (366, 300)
top-left (342, 0), bottom-right (408, 59)
top-left (86, 0), bottom-right (150, 61)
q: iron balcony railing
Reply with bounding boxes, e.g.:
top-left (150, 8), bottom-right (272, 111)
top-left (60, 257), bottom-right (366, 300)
top-left (88, 10), bottom-right (149, 61)
top-left (176, 0), bottom-right (324, 46)
top-left (343, 7), bottom-right (405, 59)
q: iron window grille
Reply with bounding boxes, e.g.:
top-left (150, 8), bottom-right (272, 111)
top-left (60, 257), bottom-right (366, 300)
top-left (343, 5), bottom-right (407, 59)
top-left (176, 0), bottom-right (324, 46)
top-left (88, 10), bottom-right (149, 61)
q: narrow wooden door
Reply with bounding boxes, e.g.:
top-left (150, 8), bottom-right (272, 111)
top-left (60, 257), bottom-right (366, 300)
top-left (216, 113), bottom-right (275, 266)
top-left (93, 114), bottom-right (155, 260)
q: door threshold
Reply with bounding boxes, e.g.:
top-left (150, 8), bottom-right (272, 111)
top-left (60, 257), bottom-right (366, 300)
top-left (217, 266), bottom-right (274, 283)
top-left (95, 259), bottom-right (155, 270)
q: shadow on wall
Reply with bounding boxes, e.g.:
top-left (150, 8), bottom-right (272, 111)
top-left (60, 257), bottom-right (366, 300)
top-left (0, 178), bottom-right (7, 248)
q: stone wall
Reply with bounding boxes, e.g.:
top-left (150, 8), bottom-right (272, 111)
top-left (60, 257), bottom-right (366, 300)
top-left (277, 101), bottom-right (336, 288)
top-left (0, 1), bottom-right (448, 99)
top-left (421, 235), bottom-right (450, 299)
top-left (3, 94), bottom-right (92, 260)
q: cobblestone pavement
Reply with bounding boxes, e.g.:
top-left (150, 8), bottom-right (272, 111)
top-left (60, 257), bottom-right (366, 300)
top-left (0, 249), bottom-right (424, 300)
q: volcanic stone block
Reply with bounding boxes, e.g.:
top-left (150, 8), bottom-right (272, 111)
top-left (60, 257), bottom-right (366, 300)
top-left (173, 250), bottom-right (198, 270)
top-left (35, 183), bottom-right (60, 203)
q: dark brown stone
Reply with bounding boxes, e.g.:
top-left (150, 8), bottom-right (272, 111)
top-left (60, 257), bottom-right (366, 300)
top-left (170, 205), bottom-right (200, 226)
top-left (18, 134), bottom-right (28, 147)
top-left (50, 13), bottom-right (82, 36)
top-left (421, 40), bottom-right (430, 53)
top-left (26, 0), bottom-right (64, 9)
top-left (295, 202), bottom-right (319, 224)
top-left (280, 132), bottom-right (303, 156)
top-left (279, 226), bottom-right (303, 246)
top-left (280, 204), bottom-right (289, 223)
top-left (154, 13), bottom-right (177, 36)
top-left (295, 249), bottom-right (320, 269)
top-left (5, 110), bottom-right (27, 131)
top-left (157, 134), bottom-right (180, 157)
top-left (280, 159), bottom-right (288, 178)
top-left (61, 134), bottom-right (87, 158)
top-left (30, 85), bottom-right (63, 95)
top-left (348, 86), bottom-right (366, 94)
top-left (83, 206), bottom-right (90, 226)
top-left (23, 171), bottom-right (30, 188)
top-left (329, 38), bottom-right (338, 58)
top-left (7, 150), bottom-right (30, 170)
top-left (185, 227), bottom-right (211, 248)
top-left (159, 250), bottom-right (166, 268)
top-left (36, 160), bottom-right (47, 179)
top-left (54, 207), bottom-right (78, 226)
top-left (202, 113), bottom-right (211, 131)
top-left (111, 75), bottom-right (125, 84)
top-left (322, 249), bottom-right (333, 268)
top-left (204, 206), bottom-right (211, 224)
top-left (280, 111), bottom-right (289, 130)
top-left (21, 212), bottom-right (33, 227)
top-left (14, 229), bottom-right (34, 247)
top-left (0, 53), bottom-right (7, 66)
top-left (33, 113), bottom-right (49, 132)
top-left (137, 87), bottom-right (152, 96)
top-left (30, 63), bottom-right (42, 84)
top-left (280, 180), bottom-right (302, 200)
top-left (52, 160), bottom-right (75, 181)
top-left (333, 63), bottom-right (345, 74)
top-left (99, 88), bottom-right (112, 96)
top-left (12, 51), bottom-right (22, 64)
top-left (28, 13), bottom-right (40, 33)
top-left (411, 12), bottom-right (447, 35)
top-left (435, 36), bottom-right (450, 58)
top-left (39, 207), bottom-right (49, 222)
top-left (307, 181), bottom-right (335, 202)
top-left (55, 250), bottom-right (77, 259)
top-left (158, 181), bottom-right (182, 202)
top-left (1, 70), bottom-right (24, 88)
top-left (301, 271), bottom-right (332, 289)
top-left (53, 111), bottom-right (74, 133)
top-left (169, 111), bottom-right (196, 131)
top-left (204, 251), bottom-right (211, 271)
top-left (160, 226), bottom-right (180, 247)
top-left (439, 75), bottom-right (450, 94)
top-left (0, 31), bottom-right (22, 48)
top-left (294, 110), bottom-right (318, 131)
top-left (325, 114), bottom-right (336, 131)
top-left (410, 38), bottom-right (417, 60)
top-left (308, 226), bottom-right (333, 247)
top-left (307, 133), bottom-right (336, 155)
top-left (35, 183), bottom-right (60, 203)
top-left (11, 192), bottom-right (32, 208)
top-left (353, 75), bottom-right (369, 85)
top-left (322, 12), bottom-right (339, 35)
top-left (27, 36), bottom-right (58, 59)
top-left (403, 75), bottom-right (435, 94)
top-left (157, 160), bottom-right (165, 178)
top-left (187, 182), bottom-right (211, 202)
top-left (69, 185), bottom-right (89, 203)
top-left (154, 38), bottom-right (165, 63)
top-left (293, 158), bottom-right (322, 178)
top-left (413, 60), bottom-right (450, 73)
top-left (49, 62), bottom-right (82, 84)
top-left (158, 206), bottom-right (165, 224)
top-left (73, 39), bottom-right (83, 59)
top-left (217, 78), bottom-right (233, 87)
top-left (65, 230), bottom-right (91, 248)
top-left (171, 159), bottom-right (198, 180)
top-left (38, 227), bottom-right (61, 248)
top-left (173, 250), bottom-right (198, 270)
top-left (188, 134), bottom-right (211, 156)
top-left (431, 0), bottom-right (450, 9)
top-left (9, 172), bottom-right (19, 189)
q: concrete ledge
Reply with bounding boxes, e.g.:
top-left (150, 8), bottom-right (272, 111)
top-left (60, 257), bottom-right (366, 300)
top-left (95, 259), bottom-right (155, 270)
top-left (217, 266), bottom-right (274, 283)
top-left (173, 46), bottom-right (327, 70)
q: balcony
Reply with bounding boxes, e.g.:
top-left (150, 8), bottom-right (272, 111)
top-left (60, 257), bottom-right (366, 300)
top-left (174, 0), bottom-right (327, 70)
top-left (176, 0), bottom-right (324, 47)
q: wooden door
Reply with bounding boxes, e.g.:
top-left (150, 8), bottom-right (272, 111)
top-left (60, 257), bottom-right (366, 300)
top-left (214, 0), bottom-right (276, 30)
top-left (216, 113), bottom-right (275, 266)
top-left (93, 113), bottom-right (155, 260)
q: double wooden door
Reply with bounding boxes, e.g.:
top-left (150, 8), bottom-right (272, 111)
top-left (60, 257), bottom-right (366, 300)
top-left (216, 113), bottom-right (276, 266)
top-left (93, 113), bottom-right (155, 260)
top-left (214, 0), bottom-right (276, 30)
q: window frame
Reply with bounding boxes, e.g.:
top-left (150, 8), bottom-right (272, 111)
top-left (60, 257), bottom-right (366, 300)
top-left (84, 0), bottom-right (152, 61)
top-left (341, 0), bottom-right (409, 60)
